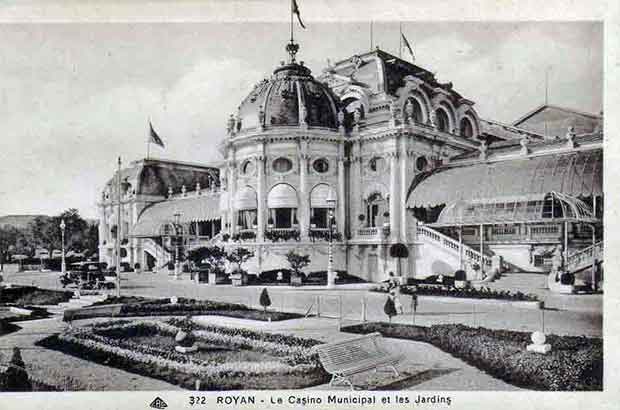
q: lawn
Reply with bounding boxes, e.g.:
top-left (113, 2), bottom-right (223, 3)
top-left (38, 318), bottom-right (328, 390)
top-left (342, 322), bottom-right (602, 391)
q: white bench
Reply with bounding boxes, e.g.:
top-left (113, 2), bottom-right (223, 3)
top-left (312, 332), bottom-right (404, 389)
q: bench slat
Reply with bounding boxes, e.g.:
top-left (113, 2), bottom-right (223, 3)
top-left (313, 333), bottom-right (403, 380)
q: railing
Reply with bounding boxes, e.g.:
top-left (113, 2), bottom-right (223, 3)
top-left (530, 224), bottom-right (560, 237)
top-left (566, 241), bottom-right (604, 269)
top-left (417, 225), bottom-right (492, 267)
top-left (356, 226), bottom-right (390, 239)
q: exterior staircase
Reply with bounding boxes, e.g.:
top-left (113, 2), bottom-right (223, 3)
top-left (416, 224), bottom-right (498, 281)
top-left (142, 238), bottom-right (173, 269)
top-left (566, 241), bottom-right (603, 274)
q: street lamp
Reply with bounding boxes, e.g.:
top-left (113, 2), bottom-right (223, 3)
top-left (60, 219), bottom-right (66, 275)
top-left (325, 189), bottom-right (337, 288)
top-left (173, 211), bottom-right (181, 280)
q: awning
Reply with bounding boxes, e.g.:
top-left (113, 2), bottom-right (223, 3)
top-left (310, 184), bottom-right (336, 208)
top-left (408, 150), bottom-right (602, 208)
top-left (234, 187), bottom-right (257, 210)
top-left (433, 191), bottom-right (597, 227)
top-left (267, 184), bottom-right (298, 208)
top-left (131, 194), bottom-right (221, 237)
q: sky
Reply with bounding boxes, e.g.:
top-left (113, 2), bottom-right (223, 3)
top-left (0, 20), bottom-right (602, 219)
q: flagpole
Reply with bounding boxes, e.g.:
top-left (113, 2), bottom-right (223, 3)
top-left (370, 20), bottom-right (373, 51)
top-left (290, 0), bottom-right (294, 44)
top-left (399, 22), bottom-right (402, 59)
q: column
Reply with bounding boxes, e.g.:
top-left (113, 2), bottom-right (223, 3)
top-left (299, 153), bottom-right (309, 239)
top-left (400, 142), bottom-right (409, 243)
top-left (228, 160), bottom-right (237, 234)
top-left (337, 155), bottom-right (346, 237)
top-left (350, 142), bottom-right (362, 237)
top-left (98, 205), bottom-right (106, 263)
top-left (256, 155), bottom-right (265, 242)
top-left (389, 151), bottom-right (400, 241)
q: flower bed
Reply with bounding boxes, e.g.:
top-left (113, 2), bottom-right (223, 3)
top-left (342, 322), bottom-right (602, 391)
top-left (84, 297), bottom-right (302, 321)
top-left (38, 318), bottom-right (328, 390)
top-left (370, 284), bottom-right (538, 302)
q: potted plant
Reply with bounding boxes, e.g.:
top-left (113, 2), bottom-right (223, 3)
top-left (226, 247), bottom-right (254, 286)
top-left (286, 250), bottom-right (310, 287)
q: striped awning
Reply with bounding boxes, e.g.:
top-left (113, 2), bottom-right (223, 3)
top-left (310, 184), bottom-right (337, 208)
top-left (131, 194), bottom-right (221, 237)
top-left (234, 187), bottom-right (257, 210)
top-left (267, 184), bottom-right (298, 208)
top-left (408, 150), bottom-right (602, 208)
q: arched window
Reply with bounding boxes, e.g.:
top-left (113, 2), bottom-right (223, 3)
top-left (460, 118), bottom-right (474, 138)
top-left (310, 184), bottom-right (336, 229)
top-left (366, 193), bottom-right (388, 227)
top-left (416, 156), bottom-right (428, 172)
top-left (267, 184), bottom-right (298, 228)
top-left (436, 108), bottom-right (450, 132)
top-left (234, 187), bottom-right (258, 230)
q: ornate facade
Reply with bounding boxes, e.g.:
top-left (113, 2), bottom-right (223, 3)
top-left (98, 43), bottom-right (603, 285)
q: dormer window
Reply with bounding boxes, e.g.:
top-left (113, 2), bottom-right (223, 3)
top-left (460, 118), bottom-right (474, 138)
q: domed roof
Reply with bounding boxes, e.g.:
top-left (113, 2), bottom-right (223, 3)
top-left (236, 62), bottom-right (340, 131)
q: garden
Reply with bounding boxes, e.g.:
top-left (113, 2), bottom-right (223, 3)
top-left (341, 322), bottom-right (602, 391)
top-left (65, 294), bottom-right (303, 322)
top-left (37, 317), bottom-right (329, 390)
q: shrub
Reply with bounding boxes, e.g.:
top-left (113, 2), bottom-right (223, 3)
top-left (383, 297), bottom-right (397, 322)
top-left (259, 288), bottom-right (271, 313)
top-left (2, 347), bottom-right (32, 391)
top-left (14, 289), bottom-right (73, 306)
top-left (454, 270), bottom-right (467, 281)
top-left (134, 263), bottom-right (141, 270)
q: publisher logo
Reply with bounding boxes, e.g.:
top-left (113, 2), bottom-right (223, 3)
top-left (150, 397), bottom-right (168, 409)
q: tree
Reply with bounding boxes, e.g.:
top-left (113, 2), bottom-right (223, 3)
top-left (384, 296), bottom-right (397, 323)
top-left (28, 209), bottom-right (90, 256)
top-left (226, 247), bottom-right (254, 274)
top-left (259, 288), bottom-right (271, 313)
top-left (0, 226), bottom-right (20, 270)
top-left (286, 250), bottom-right (310, 278)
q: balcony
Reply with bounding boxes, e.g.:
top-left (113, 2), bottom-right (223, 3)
top-left (356, 226), bottom-right (390, 241)
top-left (264, 228), bottom-right (301, 242)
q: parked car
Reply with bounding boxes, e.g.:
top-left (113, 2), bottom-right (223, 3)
top-left (61, 262), bottom-right (116, 290)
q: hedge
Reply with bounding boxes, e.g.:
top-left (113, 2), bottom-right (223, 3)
top-left (342, 322), bottom-right (602, 391)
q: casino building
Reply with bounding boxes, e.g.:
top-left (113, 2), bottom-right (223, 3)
top-left (98, 37), bottom-right (603, 288)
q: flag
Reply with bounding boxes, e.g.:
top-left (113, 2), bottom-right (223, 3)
top-left (148, 121), bottom-right (165, 148)
top-left (292, 0), bottom-right (306, 29)
top-left (401, 32), bottom-right (415, 61)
